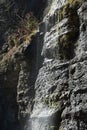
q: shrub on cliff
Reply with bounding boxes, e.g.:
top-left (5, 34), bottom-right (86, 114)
top-left (7, 12), bottom-right (38, 49)
top-left (67, 0), bottom-right (87, 8)
top-left (0, 0), bottom-right (38, 51)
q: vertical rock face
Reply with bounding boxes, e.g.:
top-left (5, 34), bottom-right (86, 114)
top-left (29, 0), bottom-right (87, 130)
top-left (0, 0), bottom-right (87, 130)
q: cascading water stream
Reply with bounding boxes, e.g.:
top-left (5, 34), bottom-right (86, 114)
top-left (26, 0), bottom-right (66, 130)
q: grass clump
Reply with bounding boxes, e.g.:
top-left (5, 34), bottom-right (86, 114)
top-left (67, 0), bottom-right (87, 7)
top-left (41, 94), bottom-right (62, 110)
top-left (59, 0), bottom-right (87, 21)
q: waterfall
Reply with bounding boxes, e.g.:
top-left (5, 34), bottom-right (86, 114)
top-left (26, 0), bottom-right (66, 130)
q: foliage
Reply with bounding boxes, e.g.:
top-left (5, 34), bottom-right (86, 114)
top-left (41, 93), bottom-right (61, 109)
top-left (0, 0), bottom-right (18, 32)
top-left (67, 0), bottom-right (87, 7)
top-left (59, 0), bottom-right (87, 21)
top-left (0, 0), bottom-right (38, 50)
top-left (7, 12), bottom-right (38, 49)
top-left (58, 0), bottom-right (80, 60)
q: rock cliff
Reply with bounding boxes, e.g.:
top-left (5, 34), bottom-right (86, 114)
top-left (0, 0), bottom-right (87, 130)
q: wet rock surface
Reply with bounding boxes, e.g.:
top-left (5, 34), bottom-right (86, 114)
top-left (30, 1), bottom-right (87, 130)
top-left (0, 0), bottom-right (87, 130)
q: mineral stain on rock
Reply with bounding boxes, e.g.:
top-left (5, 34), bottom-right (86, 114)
top-left (0, 0), bottom-right (87, 130)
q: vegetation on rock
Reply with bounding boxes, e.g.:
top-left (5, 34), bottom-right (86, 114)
top-left (58, 0), bottom-right (80, 59)
top-left (41, 93), bottom-right (62, 110)
top-left (7, 12), bottom-right (38, 49)
top-left (67, 0), bottom-right (87, 7)
top-left (0, 0), bottom-right (38, 52)
top-left (0, 0), bottom-right (38, 65)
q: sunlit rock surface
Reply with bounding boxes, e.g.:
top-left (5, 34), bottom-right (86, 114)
top-left (0, 0), bottom-right (87, 130)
